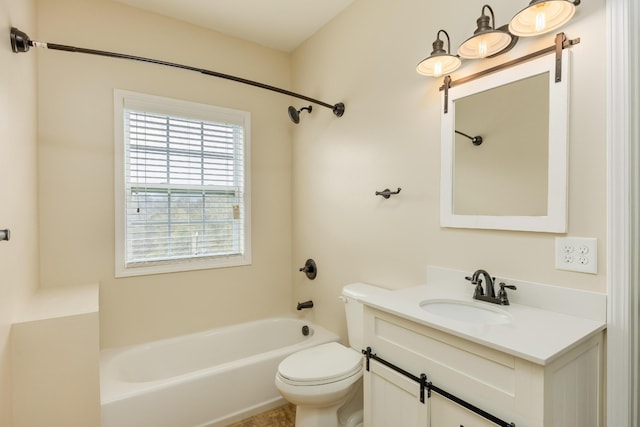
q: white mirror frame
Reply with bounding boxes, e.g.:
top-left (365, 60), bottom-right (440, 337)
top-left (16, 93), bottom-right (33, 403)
top-left (440, 50), bottom-right (569, 233)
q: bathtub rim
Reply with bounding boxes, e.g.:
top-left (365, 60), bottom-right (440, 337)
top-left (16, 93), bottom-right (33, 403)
top-left (100, 316), bottom-right (341, 405)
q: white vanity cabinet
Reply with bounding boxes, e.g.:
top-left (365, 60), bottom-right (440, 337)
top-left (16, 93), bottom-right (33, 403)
top-left (364, 361), bottom-right (428, 426)
top-left (362, 306), bottom-right (604, 427)
top-left (430, 395), bottom-right (497, 427)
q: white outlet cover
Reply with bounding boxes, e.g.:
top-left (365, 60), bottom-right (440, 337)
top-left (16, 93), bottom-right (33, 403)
top-left (555, 237), bottom-right (598, 274)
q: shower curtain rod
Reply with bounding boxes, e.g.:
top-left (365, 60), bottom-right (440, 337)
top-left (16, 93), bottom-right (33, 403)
top-left (9, 27), bottom-right (345, 119)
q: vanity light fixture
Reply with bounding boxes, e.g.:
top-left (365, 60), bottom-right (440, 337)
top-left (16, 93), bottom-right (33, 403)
top-left (458, 5), bottom-right (514, 59)
top-left (509, 0), bottom-right (581, 37)
top-left (416, 30), bottom-right (461, 77)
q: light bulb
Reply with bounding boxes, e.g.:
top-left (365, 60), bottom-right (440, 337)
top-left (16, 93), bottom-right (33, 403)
top-left (433, 61), bottom-right (443, 77)
top-left (478, 39), bottom-right (488, 58)
top-left (535, 11), bottom-right (547, 32)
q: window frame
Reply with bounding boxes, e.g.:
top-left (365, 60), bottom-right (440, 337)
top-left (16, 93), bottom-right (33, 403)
top-left (114, 89), bottom-right (251, 277)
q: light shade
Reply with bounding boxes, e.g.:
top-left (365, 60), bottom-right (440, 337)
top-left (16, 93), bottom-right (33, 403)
top-left (458, 5), bottom-right (513, 59)
top-left (509, 0), bottom-right (580, 37)
top-left (417, 54), bottom-right (462, 77)
top-left (416, 30), bottom-right (461, 77)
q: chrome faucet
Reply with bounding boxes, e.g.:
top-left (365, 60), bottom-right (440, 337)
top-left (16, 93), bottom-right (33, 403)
top-left (466, 269), bottom-right (517, 305)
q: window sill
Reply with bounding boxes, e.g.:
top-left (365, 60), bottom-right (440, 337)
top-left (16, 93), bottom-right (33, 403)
top-left (115, 254), bottom-right (251, 277)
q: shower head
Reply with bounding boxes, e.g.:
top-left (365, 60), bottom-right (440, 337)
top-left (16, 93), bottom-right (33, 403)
top-left (288, 105), bottom-right (312, 124)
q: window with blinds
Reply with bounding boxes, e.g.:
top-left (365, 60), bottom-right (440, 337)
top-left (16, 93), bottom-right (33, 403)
top-left (114, 90), bottom-right (251, 277)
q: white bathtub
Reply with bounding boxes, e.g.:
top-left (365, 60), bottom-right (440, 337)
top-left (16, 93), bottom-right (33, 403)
top-left (100, 317), bottom-right (339, 427)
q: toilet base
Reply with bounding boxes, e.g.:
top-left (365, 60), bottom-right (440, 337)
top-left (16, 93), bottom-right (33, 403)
top-left (295, 404), bottom-right (342, 427)
top-left (292, 379), bottom-right (363, 427)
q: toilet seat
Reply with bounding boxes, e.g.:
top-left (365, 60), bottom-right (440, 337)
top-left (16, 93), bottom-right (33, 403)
top-left (278, 342), bottom-right (363, 386)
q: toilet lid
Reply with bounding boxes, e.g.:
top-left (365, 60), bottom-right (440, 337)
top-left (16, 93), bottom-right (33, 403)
top-left (278, 342), bottom-right (363, 385)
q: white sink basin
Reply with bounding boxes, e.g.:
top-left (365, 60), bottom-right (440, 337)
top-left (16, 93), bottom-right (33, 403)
top-left (419, 299), bottom-right (512, 325)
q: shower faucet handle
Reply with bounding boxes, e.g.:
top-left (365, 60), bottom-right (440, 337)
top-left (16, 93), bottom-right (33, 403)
top-left (299, 259), bottom-right (317, 280)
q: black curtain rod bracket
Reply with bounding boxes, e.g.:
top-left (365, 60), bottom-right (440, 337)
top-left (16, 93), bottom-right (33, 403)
top-left (10, 27), bottom-right (345, 119)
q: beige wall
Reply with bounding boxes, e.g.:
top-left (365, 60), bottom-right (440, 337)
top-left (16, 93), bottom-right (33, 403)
top-left (0, 0), bottom-right (39, 425)
top-left (291, 0), bottom-right (607, 341)
top-left (36, 0), bottom-right (296, 348)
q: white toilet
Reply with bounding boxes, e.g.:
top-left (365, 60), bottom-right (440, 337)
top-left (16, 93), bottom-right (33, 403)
top-left (275, 283), bottom-right (387, 427)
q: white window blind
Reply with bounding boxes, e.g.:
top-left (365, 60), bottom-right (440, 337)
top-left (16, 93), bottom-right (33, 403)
top-left (115, 90), bottom-right (251, 276)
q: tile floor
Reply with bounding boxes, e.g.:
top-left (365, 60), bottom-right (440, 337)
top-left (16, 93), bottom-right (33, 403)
top-left (226, 403), bottom-right (295, 427)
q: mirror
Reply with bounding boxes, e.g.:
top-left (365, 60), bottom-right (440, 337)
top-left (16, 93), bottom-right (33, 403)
top-left (440, 50), bottom-right (569, 232)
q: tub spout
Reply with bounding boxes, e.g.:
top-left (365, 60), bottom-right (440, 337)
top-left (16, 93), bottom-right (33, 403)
top-left (297, 300), bottom-right (314, 310)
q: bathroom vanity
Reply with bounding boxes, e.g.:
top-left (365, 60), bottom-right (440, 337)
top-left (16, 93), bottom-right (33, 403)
top-left (358, 267), bottom-right (606, 427)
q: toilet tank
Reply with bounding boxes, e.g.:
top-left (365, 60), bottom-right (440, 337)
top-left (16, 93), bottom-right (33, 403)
top-left (342, 283), bottom-right (389, 352)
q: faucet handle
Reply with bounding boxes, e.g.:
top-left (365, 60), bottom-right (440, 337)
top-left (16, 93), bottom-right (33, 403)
top-left (499, 283), bottom-right (517, 291)
top-left (465, 275), bottom-right (484, 297)
top-left (497, 283), bottom-right (517, 305)
top-left (299, 259), bottom-right (317, 280)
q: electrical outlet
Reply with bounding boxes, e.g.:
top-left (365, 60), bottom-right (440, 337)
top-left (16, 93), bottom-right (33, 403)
top-left (555, 237), bottom-right (598, 274)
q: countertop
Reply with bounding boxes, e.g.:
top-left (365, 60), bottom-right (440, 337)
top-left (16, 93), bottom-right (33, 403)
top-left (356, 268), bottom-right (607, 365)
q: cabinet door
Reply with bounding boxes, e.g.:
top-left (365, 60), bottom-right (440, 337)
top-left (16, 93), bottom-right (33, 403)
top-left (364, 360), bottom-right (428, 427)
top-left (429, 394), bottom-right (497, 427)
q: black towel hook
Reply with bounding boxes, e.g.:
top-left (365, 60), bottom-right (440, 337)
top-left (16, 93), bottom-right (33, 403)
top-left (375, 188), bottom-right (401, 199)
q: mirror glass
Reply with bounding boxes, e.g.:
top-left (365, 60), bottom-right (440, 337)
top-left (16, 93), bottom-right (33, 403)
top-left (454, 73), bottom-right (549, 216)
top-left (440, 51), bottom-right (569, 232)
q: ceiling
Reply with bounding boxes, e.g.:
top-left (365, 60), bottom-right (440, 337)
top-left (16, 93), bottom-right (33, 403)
top-left (113, 0), bottom-right (356, 52)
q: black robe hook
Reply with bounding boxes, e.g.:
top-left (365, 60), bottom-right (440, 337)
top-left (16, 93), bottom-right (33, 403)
top-left (375, 188), bottom-right (402, 199)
